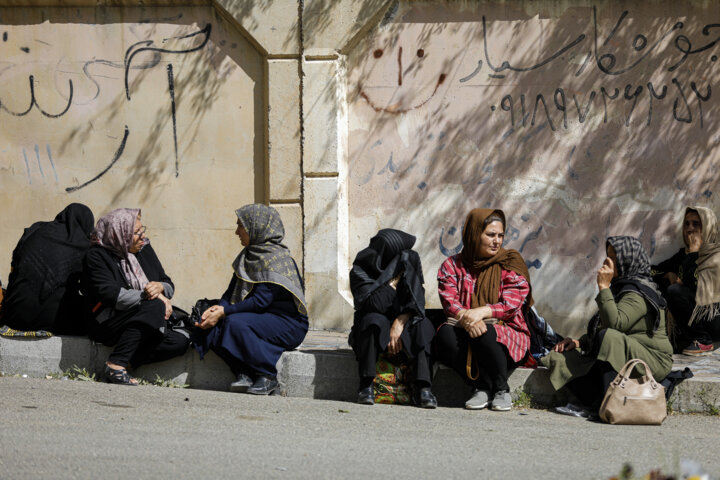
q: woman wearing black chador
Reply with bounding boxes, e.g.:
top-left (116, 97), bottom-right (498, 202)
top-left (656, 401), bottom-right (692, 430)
top-left (349, 229), bottom-right (437, 408)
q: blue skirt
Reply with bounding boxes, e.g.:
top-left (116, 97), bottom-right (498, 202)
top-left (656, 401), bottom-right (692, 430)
top-left (194, 311), bottom-right (308, 377)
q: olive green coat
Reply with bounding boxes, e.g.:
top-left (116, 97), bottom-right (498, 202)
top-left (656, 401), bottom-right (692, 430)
top-left (541, 289), bottom-right (673, 391)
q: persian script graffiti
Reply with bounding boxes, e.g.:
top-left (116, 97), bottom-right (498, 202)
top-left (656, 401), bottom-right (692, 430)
top-left (361, 7), bottom-right (718, 130)
top-left (0, 24), bottom-right (211, 190)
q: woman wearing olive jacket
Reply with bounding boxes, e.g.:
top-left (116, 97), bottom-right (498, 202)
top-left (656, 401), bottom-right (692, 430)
top-left (542, 236), bottom-right (673, 416)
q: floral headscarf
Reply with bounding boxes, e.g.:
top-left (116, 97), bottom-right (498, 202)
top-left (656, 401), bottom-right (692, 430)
top-left (230, 204), bottom-right (307, 315)
top-left (91, 208), bottom-right (149, 290)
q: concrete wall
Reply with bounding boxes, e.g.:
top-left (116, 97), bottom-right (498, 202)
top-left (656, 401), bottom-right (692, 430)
top-left (343, 1), bottom-right (720, 336)
top-left (1, 0), bottom-right (719, 336)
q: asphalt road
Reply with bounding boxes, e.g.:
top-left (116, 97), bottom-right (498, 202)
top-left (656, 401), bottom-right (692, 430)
top-left (0, 377), bottom-right (718, 479)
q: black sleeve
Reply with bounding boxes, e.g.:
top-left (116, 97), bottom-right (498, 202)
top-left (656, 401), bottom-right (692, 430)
top-left (359, 284), bottom-right (397, 314)
top-left (651, 248), bottom-right (684, 293)
top-left (680, 252), bottom-right (699, 290)
top-left (652, 249), bottom-right (684, 276)
top-left (82, 248), bottom-right (123, 309)
top-left (137, 244), bottom-right (174, 290)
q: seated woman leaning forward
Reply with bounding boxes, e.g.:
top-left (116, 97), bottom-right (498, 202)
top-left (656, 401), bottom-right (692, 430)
top-left (349, 229), bottom-right (438, 408)
top-left (1, 203), bottom-right (94, 335)
top-left (542, 236), bottom-right (673, 418)
top-left (435, 208), bottom-right (534, 411)
top-left (81, 208), bottom-right (189, 385)
top-left (193, 204), bottom-right (308, 396)
top-left (652, 206), bottom-right (720, 355)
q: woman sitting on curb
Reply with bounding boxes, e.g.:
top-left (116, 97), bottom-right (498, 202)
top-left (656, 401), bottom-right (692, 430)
top-left (82, 208), bottom-right (189, 385)
top-left (193, 204), bottom-right (308, 396)
top-left (435, 208), bottom-right (534, 411)
top-left (543, 236), bottom-right (673, 417)
top-left (653, 206), bottom-right (720, 355)
top-left (349, 229), bottom-right (437, 408)
top-left (1, 203), bottom-right (94, 335)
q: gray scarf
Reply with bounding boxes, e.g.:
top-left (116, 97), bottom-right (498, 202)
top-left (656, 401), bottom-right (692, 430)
top-left (230, 204), bottom-right (307, 315)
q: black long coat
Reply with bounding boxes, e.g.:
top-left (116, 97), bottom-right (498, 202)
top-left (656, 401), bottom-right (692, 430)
top-left (81, 244), bottom-right (172, 327)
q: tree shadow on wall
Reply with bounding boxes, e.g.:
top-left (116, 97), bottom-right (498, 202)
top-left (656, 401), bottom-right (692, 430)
top-left (342, 1), bottom-right (720, 335)
top-left (0, 6), bottom-right (264, 206)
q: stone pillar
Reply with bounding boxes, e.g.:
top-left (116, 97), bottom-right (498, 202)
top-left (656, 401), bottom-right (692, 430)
top-left (300, 0), bottom-right (394, 329)
top-left (302, 58), bottom-right (354, 328)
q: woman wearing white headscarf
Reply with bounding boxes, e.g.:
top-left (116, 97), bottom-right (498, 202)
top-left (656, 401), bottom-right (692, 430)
top-left (81, 208), bottom-right (189, 385)
top-left (653, 206), bottom-right (720, 355)
top-left (193, 204), bottom-right (308, 396)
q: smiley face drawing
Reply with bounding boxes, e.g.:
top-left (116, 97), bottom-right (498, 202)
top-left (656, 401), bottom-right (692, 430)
top-left (358, 45), bottom-right (447, 114)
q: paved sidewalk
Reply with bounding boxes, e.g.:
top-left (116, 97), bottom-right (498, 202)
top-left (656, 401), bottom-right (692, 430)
top-left (1, 377), bottom-right (719, 480)
top-left (1, 330), bottom-right (718, 413)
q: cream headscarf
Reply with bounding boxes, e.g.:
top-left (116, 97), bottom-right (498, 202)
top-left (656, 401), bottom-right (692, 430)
top-left (688, 206), bottom-right (720, 325)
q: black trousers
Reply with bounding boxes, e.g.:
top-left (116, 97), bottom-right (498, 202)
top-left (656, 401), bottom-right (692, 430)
top-left (565, 361), bottom-right (617, 411)
top-left (434, 323), bottom-right (516, 393)
top-left (89, 299), bottom-right (189, 368)
top-left (353, 322), bottom-right (433, 388)
top-left (666, 283), bottom-right (720, 348)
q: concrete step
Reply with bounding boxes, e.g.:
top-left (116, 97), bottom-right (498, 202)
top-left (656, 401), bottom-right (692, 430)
top-left (0, 330), bottom-right (718, 413)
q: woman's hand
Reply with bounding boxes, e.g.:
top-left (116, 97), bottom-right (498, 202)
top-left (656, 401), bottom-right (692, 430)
top-left (459, 306), bottom-right (491, 327)
top-left (687, 231), bottom-right (703, 253)
top-left (157, 294), bottom-right (173, 320)
top-left (144, 281), bottom-right (165, 300)
top-left (388, 272), bottom-right (402, 290)
top-left (457, 307), bottom-right (491, 338)
top-left (597, 257), bottom-right (614, 290)
top-left (387, 313), bottom-right (410, 355)
top-left (553, 337), bottom-right (580, 353)
top-left (465, 319), bottom-right (487, 338)
top-left (198, 305), bottom-right (225, 329)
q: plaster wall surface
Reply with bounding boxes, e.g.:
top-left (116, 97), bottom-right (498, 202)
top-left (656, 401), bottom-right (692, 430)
top-left (345, 0), bottom-right (720, 335)
top-left (2, 1), bottom-right (720, 336)
top-left (0, 6), bottom-right (264, 310)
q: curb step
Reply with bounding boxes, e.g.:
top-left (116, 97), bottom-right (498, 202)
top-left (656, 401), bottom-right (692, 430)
top-left (1, 334), bottom-right (718, 414)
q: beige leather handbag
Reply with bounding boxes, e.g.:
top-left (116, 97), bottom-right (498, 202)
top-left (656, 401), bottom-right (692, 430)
top-left (599, 358), bottom-right (667, 425)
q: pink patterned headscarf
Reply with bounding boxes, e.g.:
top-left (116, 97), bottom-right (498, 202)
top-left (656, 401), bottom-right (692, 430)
top-left (91, 208), bottom-right (149, 290)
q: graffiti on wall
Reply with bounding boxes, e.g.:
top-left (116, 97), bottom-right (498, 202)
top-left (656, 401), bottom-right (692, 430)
top-left (347, 2), bottom-right (720, 315)
top-left (0, 8), bottom-right (260, 206)
top-left (0, 22), bottom-right (211, 191)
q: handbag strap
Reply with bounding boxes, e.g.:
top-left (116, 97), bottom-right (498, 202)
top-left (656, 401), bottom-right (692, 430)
top-left (615, 358), bottom-right (658, 386)
top-left (466, 344), bottom-right (479, 381)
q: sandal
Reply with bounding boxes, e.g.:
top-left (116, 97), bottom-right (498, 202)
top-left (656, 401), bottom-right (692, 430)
top-left (105, 364), bottom-right (138, 386)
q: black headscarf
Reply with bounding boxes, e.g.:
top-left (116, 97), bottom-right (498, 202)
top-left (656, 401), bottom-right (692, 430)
top-left (2, 203), bottom-right (94, 330)
top-left (349, 229), bottom-right (426, 323)
top-left (606, 236), bottom-right (666, 333)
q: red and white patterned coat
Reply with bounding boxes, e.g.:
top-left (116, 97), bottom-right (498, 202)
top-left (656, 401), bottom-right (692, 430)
top-left (437, 254), bottom-right (531, 364)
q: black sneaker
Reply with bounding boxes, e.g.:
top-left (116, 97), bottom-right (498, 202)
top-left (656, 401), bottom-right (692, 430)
top-left (682, 340), bottom-right (715, 356)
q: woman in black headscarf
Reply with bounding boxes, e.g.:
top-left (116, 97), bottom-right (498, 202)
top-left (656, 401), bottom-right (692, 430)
top-left (542, 236), bottom-right (673, 417)
top-left (349, 229), bottom-right (437, 408)
top-left (1, 203), bottom-right (94, 334)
